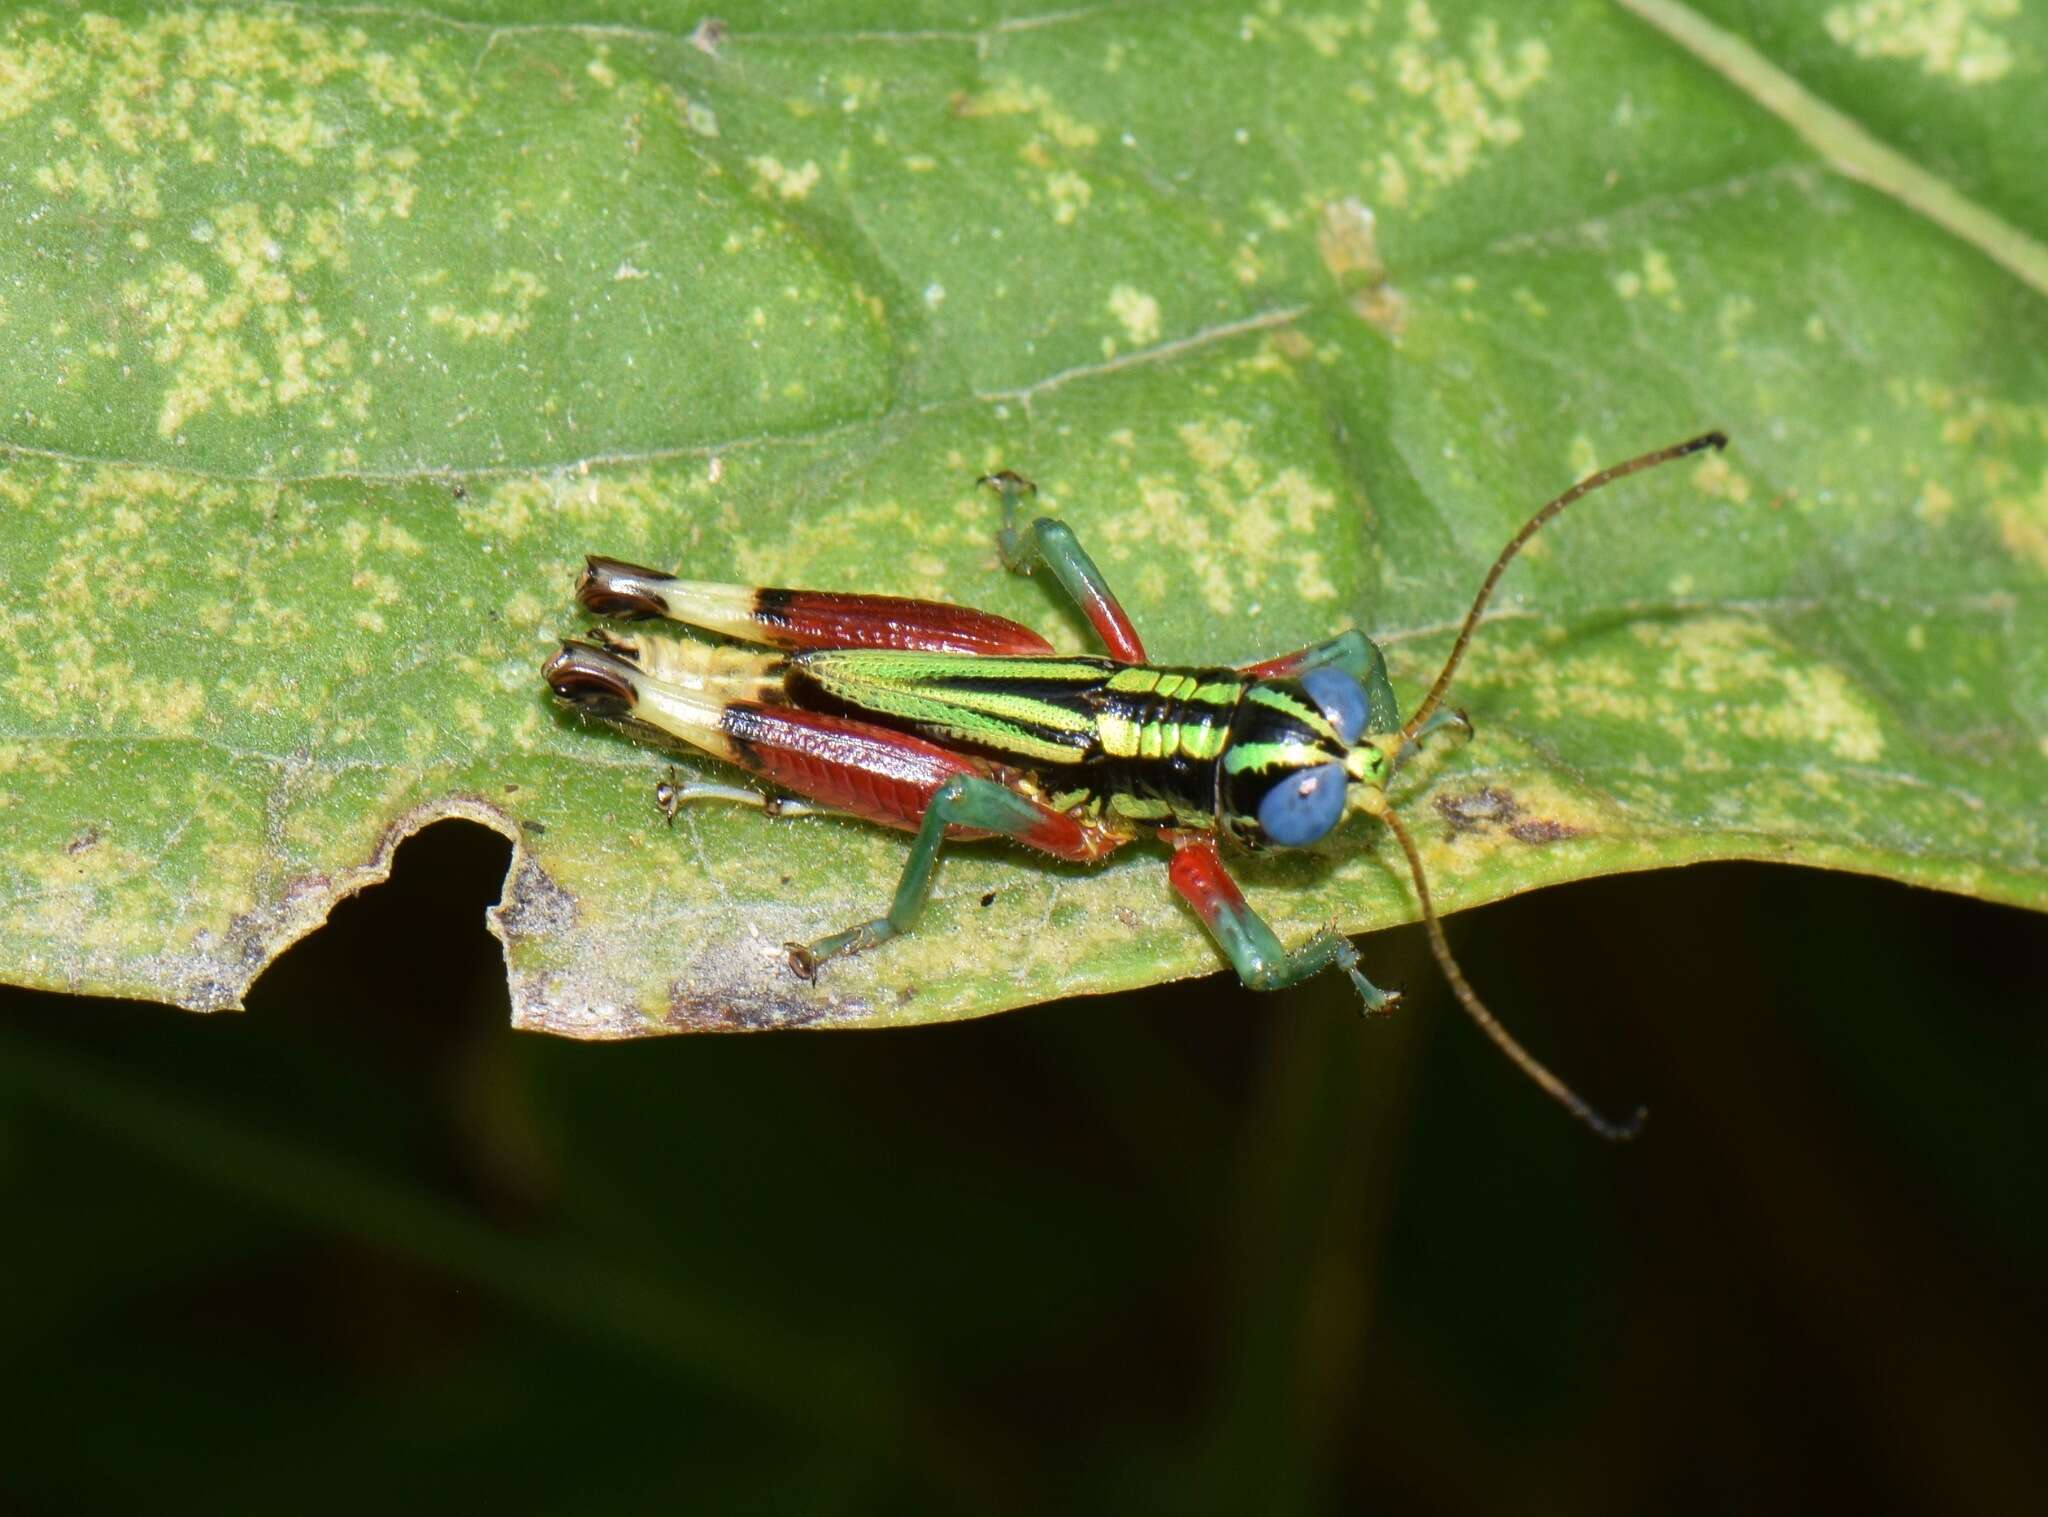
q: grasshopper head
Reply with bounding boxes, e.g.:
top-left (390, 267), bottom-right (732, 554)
top-left (1221, 668), bottom-right (1394, 848)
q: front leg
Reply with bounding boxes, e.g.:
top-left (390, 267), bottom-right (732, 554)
top-left (793, 774), bottom-right (1127, 978)
top-left (979, 470), bottom-right (1148, 663)
top-left (1166, 835), bottom-right (1399, 1011)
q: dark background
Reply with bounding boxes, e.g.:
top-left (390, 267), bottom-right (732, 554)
top-left (1, 824), bottom-right (2042, 1514)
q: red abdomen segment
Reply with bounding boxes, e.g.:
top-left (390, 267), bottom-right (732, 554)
top-left (752, 588), bottom-right (1056, 655)
top-left (722, 702), bottom-right (993, 835)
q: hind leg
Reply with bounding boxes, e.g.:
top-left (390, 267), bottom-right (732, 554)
top-left (573, 556), bottom-right (1055, 656)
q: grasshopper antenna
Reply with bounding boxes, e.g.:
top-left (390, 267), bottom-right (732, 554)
top-left (1403, 431), bottom-right (1728, 742)
top-left (1377, 805), bottom-right (1645, 1141)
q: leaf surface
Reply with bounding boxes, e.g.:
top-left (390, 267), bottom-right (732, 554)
top-left (2, 0), bottom-right (2043, 1032)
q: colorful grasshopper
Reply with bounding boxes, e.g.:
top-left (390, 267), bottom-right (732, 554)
top-left (545, 431), bottom-right (1727, 1138)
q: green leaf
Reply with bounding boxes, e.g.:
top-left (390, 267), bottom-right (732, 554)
top-left (2, 0), bottom-right (2042, 1033)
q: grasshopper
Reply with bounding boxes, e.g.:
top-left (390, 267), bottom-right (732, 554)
top-left (545, 431), bottom-right (1727, 1138)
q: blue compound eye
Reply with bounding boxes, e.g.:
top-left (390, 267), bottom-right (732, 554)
top-left (1300, 668), bottom-right (1368, 746)
top-left (1256, 761), bottom-right (1348, 847)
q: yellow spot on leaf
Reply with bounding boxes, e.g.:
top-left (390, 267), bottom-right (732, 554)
top-left (453, 698), bottom-right (495, 744)
top-left (1916, 478), bottom-right (1956, 524)
top-left (682, 97), bottom-right (719, 137)
top-left (351, 569), bottom-right (402, 606)
top-left (1293, 551), bottom-right (1337, 602)
top-left (1317, 198), bottom-right (1384, 283)
top-left (1352, 283), bottom-right (1409, 336)
top-left (1690, 451), bottom-right (1753, 504)
top-left (1290, 15), bottom-right (1357, 58)
top-left (1107, 285), bottom-right (1161, 346)
top-left (1088, 420), bottom-right (1343, 617)
top-left (113, 198), bottom-right (358, 436)
top-left (749, 155), bottom-right (821, 200)
top-left (1648, 618), bottom-right (1888, 764)
top-left (953, 79), bottom-right (1101, 150)
top-left (427, 269), bottom-right (547, 342)
top-left (1823, 0), bottom-right (2018, 84)
top-left (1375, 11), bottom-right (1550, 205)
top-left (1993, 469), bottom-right (2048, 572)
top-left (1046, 169), bottom-right (1092, 225)
top-left (1642, 248), bottom-right (1679, 303)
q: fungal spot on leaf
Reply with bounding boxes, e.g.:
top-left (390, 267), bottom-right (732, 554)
top-left (1318, 197), bottom-right (1407, 336)
top-left (1350, 280), bottom-right (1408, 337)
top-left (1436, 786), bottom-right (1521, 838)
top-left (688, 18), bottom-right (728, 57)
top-left (1434, 787), bottom-right (1582, 847)
top-left (1508, 818), bottom-right (1581, 845)
top-left (1318, 197), bottom-right (1385, 285)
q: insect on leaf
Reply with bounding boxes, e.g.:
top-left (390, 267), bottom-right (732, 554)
top-left (0, 1), bottom-right (2043, 1032)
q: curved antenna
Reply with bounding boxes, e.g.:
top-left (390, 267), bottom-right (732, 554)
top-left (1377, 805), bottom-right (1645, 1142)
top-left (1403, 431), bottom-right (1728, 741)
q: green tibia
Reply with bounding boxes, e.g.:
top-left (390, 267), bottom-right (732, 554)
top-left (983, 470), bottom-right (1146, 661)
top-left (791, 774), bottom-right (1055, 977)
top-left (1218, 903), bottom-right (1399, 1010)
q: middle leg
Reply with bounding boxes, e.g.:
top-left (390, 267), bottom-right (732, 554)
top-left (980, 470), bottom-right (1148, 663)
top-left (793, 773), bottom-right (1127, 978)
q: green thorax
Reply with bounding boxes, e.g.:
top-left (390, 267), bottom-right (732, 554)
top-left (786, 650), bottom-right (1248, 809)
